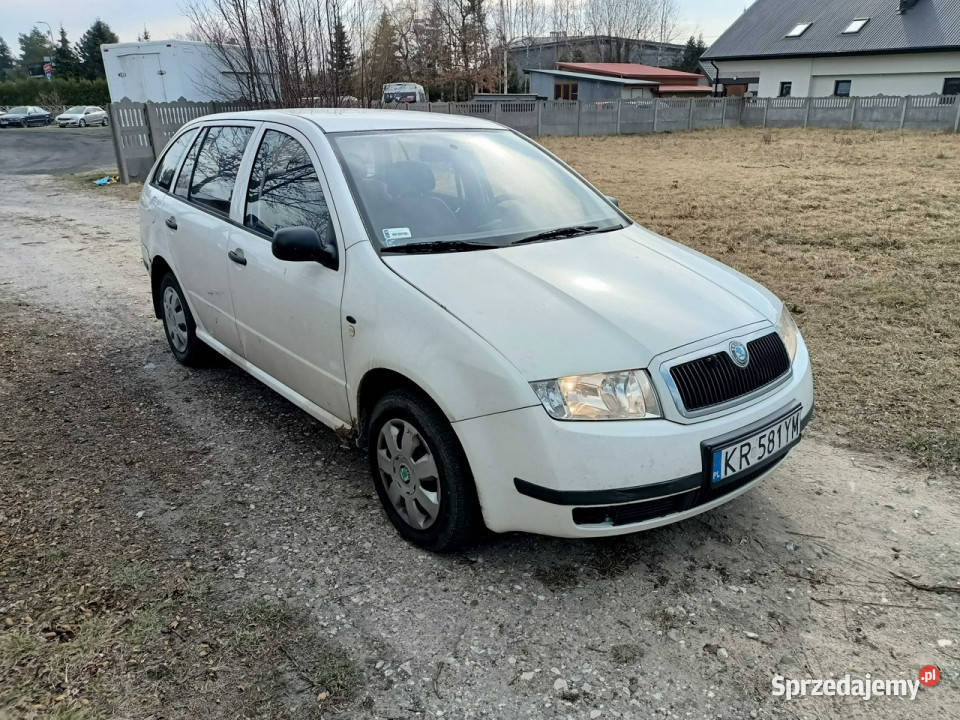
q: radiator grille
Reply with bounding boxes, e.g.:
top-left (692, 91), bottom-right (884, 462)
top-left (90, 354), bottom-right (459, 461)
top-left (669, 332), bottom-right (790, 412)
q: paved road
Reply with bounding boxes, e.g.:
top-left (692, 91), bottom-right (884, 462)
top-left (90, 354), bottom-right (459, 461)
top-left (0, 125), bottom-right (115, 174)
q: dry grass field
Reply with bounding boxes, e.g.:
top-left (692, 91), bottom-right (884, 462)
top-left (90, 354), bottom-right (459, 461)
top-left (544, 128), bottom-right (960, 475)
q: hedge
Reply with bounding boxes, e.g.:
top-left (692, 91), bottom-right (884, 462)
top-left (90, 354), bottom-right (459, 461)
top-left (0, 78), bottom-right (110, 107)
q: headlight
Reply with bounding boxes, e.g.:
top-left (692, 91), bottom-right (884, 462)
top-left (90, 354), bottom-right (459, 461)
top-left (531, 369), bottom-right (662, 420)
top-left (776, 305), bottom-right (800, 362)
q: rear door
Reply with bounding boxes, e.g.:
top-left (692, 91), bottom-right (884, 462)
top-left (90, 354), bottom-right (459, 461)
top-left (165, 123), bottom-right (258, 354)
top-left (224, 124), bottom-right (350, 420)
top-left (142, 126), bottom-right (199, 266)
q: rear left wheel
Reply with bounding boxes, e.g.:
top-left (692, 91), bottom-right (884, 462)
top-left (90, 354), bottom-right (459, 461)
top-left (367, 389), bottom-right (482, 552)
top-left (159, 273), bottom-right (210, 366)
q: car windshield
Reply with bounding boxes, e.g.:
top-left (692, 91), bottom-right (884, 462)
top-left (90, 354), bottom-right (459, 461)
top-left (66, 106), bottom-right (85, 114)
top-left (8, 107), bottom-right (28, 114)
top-left (330, 129), bottom-right (625, 252)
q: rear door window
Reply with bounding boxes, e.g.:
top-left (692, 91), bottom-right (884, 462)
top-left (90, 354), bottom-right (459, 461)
top-left (188, 126), bottom-right (254, 215)
top-left (152, 128), bottom-right (199, 192)
top-left (244, 129), bottom-right (334, 242)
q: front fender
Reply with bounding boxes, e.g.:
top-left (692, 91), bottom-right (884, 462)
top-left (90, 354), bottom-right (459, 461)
top-left (341, 241), bottom-right (538, 423)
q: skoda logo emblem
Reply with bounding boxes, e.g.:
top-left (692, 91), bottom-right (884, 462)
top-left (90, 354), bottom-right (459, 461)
top-left (728, 340), bottom-right (750, 368)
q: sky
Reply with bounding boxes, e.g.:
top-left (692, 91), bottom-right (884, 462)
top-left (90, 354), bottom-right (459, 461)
top-left (0, 0), bottom-right (751, 54)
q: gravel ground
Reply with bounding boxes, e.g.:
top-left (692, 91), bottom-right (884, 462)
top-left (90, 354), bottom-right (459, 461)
top-left (1, 173), bottom-right (957, 719)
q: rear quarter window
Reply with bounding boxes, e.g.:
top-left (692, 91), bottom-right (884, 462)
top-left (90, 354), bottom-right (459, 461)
top-left (152, 128), bottom-right (199, 192)
top-left (188, 126), bottom-right (254, 216)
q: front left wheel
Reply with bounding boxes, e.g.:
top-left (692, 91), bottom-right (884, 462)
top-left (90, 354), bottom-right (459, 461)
top-left (367, 389), bottom-right (483, 552)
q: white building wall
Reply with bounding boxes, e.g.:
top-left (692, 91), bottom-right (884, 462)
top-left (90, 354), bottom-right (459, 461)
top-left (713, 52), bottom-right (960, 97)
top-left (102, 40), bottom-right (276, 103)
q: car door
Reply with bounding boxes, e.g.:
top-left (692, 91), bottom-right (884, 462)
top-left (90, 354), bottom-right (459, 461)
top-left (224, 124), bottom-right (350, 421)
top-left (142, 126), bottom-right (199, 268)
top-left (163, 123), bottom-right (258, 355)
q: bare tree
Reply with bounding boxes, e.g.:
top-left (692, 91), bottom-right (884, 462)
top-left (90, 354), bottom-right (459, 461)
top-left (654, 0), bottom-right (679, 63)
top-left (183, 0), bottom-right (680, 106)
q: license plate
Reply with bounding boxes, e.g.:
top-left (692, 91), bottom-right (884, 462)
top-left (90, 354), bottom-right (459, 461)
top-left (710, 408), bottom-right (802, 483)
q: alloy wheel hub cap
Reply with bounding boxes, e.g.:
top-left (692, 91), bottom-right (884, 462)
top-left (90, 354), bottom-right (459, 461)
top-left (376, 419), bottom-right (441, 529)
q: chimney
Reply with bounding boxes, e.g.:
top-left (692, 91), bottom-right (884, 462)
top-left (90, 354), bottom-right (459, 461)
top-left (899, 0), bottom-right (919, 12)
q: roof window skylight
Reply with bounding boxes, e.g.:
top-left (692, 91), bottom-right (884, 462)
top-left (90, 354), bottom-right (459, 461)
top-left (786, 23), bottom-right (812, 38)
top-left (842, 18), bottom-right (870, 34)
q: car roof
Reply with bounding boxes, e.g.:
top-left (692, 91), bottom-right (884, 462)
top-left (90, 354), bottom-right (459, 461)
top-left (188, 108), bottom-right (503, 133)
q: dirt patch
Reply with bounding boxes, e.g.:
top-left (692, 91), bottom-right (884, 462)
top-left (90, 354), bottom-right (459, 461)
top-left (0, 300), bottom-right (363, 718)
top-left (61, 171), bottom-right (143, 203)
top-left (543, 128), bottom-right (960, 474)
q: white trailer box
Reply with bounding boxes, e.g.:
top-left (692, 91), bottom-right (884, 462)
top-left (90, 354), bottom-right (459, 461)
top-left (101, 40), bottom-right (274, 103)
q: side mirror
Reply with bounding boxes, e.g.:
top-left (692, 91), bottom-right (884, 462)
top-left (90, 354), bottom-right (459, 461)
top-left (272, 226), bottom-right (338, 270)
top-left (605, 195), bottom-right (620, 208)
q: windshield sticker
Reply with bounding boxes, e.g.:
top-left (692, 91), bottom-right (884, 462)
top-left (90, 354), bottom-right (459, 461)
top-left (382, 227), bottom-right (412, 245)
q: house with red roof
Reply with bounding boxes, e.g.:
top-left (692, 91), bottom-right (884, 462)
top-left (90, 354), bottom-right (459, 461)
top-left (526, 62), bottom-right (711, 101)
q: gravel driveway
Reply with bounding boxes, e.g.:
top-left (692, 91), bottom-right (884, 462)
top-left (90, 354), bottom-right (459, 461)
top-left (0, 174), bottom-right (956, 719)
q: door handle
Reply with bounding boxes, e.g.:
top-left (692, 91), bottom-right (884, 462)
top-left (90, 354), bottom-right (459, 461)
top-left (164, 216), bottom-right (178, 230)
top-left (228, 248), bottom-right (247, 266)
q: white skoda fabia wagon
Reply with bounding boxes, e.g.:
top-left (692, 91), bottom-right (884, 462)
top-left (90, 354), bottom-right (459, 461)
top-left (140, 109), bottom-right (813, 551)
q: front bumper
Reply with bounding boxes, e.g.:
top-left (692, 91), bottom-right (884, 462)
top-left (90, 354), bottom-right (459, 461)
top-left (453, 338), bottom-right (813, 537)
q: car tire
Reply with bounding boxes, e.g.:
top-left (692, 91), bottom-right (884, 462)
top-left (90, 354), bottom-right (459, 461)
top-left (101, 118), bottom-right (108, 126)
top-left (20, 119), bottom-right (27, 128)
top-left (79, 119), bottom-right (86, 128)
top-left (367, 389), bottom-right (483, 552)
top-left (159, 272), bottom-right (210, 366)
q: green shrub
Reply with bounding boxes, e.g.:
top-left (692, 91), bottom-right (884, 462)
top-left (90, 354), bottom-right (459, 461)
top-left (0, 77), bottom-right (109, 107)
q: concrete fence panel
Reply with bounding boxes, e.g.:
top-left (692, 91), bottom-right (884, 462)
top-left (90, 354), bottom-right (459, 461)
top-left (107, 101), bottom-right (156, 184)
top-left (540, 101), bottom-right (579, 136)
top-left (618, 100), bottom-right (656, 135)
top-left (741, 98), bottom-right (767, 127)
top-left (652, 99), bottom-right (690, 133)
top-left (855, 96), bottom-right (904, 130)
top-left (766, 97), bottom-right (808, 128)
top-left (108, 95), bottom-right (960, 183)
top-left (579, 101), bottom-right (619, 136)
top-left (496, 101), bottom-right (538, 135)
top-left (692, 98), bottom-right (725, 129)
top-left (903, 94), bottom-right (959, 131)
top-left (809, 97), bottom-right (855, 129)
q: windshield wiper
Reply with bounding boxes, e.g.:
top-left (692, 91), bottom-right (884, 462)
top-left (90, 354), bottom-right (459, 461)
top-left (510, 223), bottom-right (621, 246)
top-left (381, 240), bottom-right (496, 255)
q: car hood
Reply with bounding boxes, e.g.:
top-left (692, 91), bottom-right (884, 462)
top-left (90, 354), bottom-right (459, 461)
top-left (382, 224), bottom-right (782, 380)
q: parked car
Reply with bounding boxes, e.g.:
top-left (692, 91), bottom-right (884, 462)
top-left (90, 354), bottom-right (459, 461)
top-left (56, 106), bottom-right (109, 127)
top-left (0, 106), bottom-right (52, 128)
top-left (382, 82), bottom-right (427, 103)
top-left (140, 109), bottom-right (813, 551)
